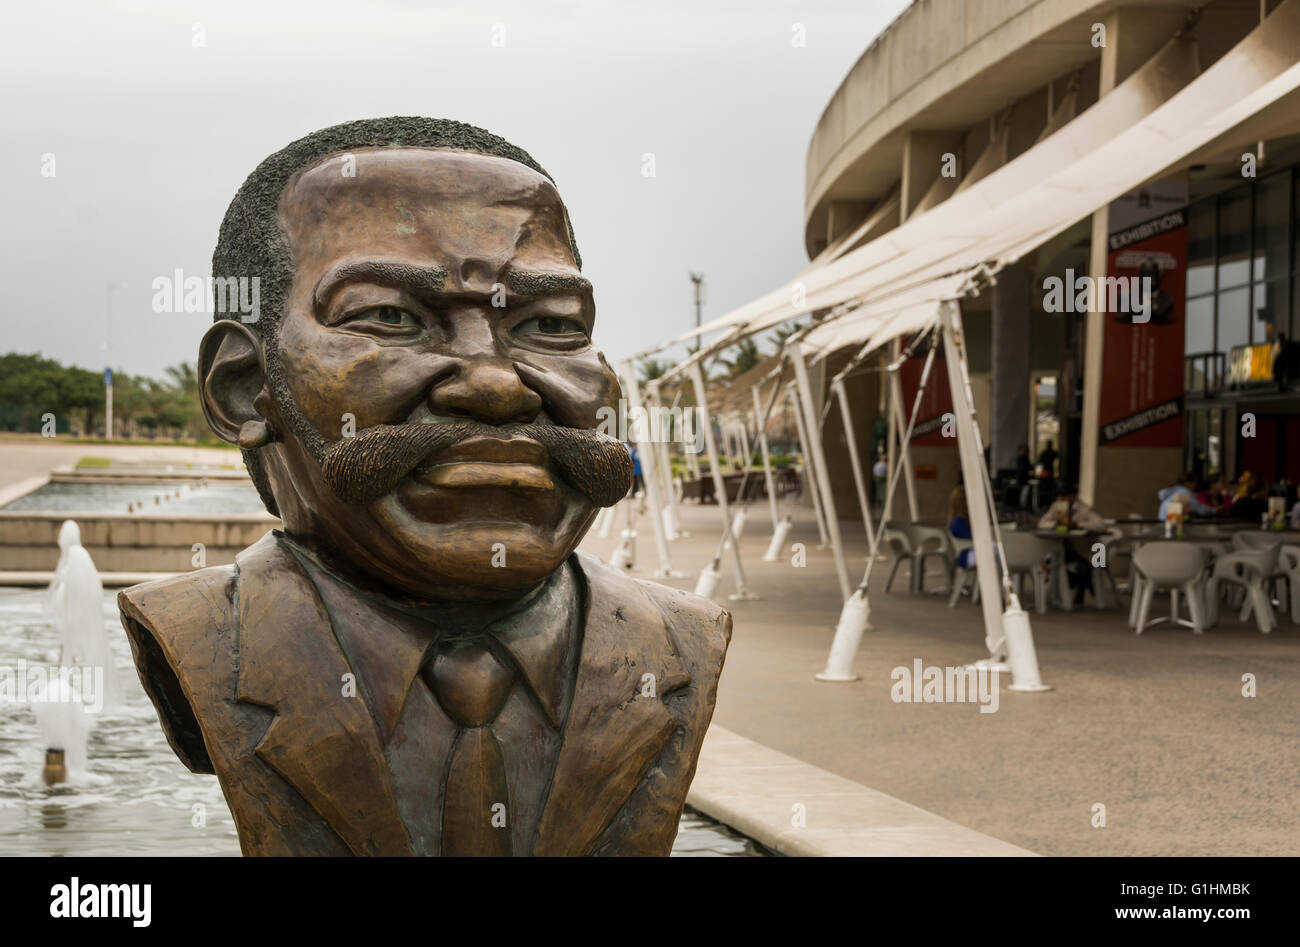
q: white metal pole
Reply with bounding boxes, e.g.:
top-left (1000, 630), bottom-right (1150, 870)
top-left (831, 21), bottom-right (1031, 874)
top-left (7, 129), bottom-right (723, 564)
top-left (752, 386), bottom-right (780, 530)
top-left (722, 421), bottom-right (738, 471)
top-left (789, 384), bottom-right (831, 548)
top-left (938, 302), bottom-right (1004, 655)
top-left (689, 360), bottom-right (755, 599)
top-left (791, 342), bottom-right (853, 602)
top-left (817, 341), bottom-right (939, 681)
top-left (620, 360), bottom-right (680, 577)
top-left (833, 377), bottom-right (877, 549)
top-left (939, 299), bottom-right (1049, 690)
top-left (648, 383), bottom-right (682, 538)
top-left (888, 369), bottom-right (920, 519)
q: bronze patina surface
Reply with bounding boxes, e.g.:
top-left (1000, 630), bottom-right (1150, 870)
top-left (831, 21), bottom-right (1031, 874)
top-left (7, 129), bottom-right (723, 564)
top-left (118, 118), bottom-right (731, 856)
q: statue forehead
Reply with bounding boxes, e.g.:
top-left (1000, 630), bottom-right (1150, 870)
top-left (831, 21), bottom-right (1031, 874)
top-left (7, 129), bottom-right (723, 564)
top-left (278, 147), bottom-right (570, 249)
top-left (285, 146), bottom-right (559, 204)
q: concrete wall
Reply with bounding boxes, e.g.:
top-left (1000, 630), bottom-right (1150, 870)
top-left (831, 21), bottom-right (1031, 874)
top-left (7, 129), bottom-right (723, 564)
top-left (0, 512), bottom-right (278, 572)
top-left (1092, 446), bottom-right (1182, 520)
top-left (805, 0), bottom-right (1145, 249)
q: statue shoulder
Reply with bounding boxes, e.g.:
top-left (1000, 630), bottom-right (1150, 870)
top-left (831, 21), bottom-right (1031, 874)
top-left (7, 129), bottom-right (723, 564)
top-left (574, 550), bottom-right (732, 673)
top-left (117, 564), bottom-right (239, 774)
top-left (116, 530), bottom-right (298, 774)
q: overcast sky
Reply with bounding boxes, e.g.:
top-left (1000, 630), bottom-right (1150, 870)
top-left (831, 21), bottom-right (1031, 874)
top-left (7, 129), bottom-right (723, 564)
top-left (1, 0), bottom-right (911, 379)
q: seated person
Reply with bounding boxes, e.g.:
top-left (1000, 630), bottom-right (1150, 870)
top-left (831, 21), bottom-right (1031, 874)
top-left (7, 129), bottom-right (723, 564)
top-left (1037, 482), bottom-right (1107, 532)
top-left (1229, 480), bottom-right (1270, 521)
top-left (948, 483), bottom-right (974, 569)
top-left (1197, 475), bottom-right (1229, 513)
top-left (1038, 482), bottom-right (1105, 605)
top-left (1157, 471), bottom-right (1215, 520)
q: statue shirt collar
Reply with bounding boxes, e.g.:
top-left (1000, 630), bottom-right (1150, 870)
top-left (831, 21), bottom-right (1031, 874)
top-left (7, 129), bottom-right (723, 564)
top-left (277, 532), bottom-right (579, 738)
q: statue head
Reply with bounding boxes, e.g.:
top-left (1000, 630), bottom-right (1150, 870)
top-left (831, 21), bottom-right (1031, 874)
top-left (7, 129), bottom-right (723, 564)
top-left (199, 118), bottom-right (632, 603)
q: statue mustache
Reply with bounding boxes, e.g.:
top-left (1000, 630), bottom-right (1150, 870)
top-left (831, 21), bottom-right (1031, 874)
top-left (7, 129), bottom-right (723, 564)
top-left (319, 420), bottom-right (634, 508)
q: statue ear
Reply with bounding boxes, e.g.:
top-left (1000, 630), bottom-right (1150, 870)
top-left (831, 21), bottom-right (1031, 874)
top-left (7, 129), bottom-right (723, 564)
top-left (199, 319), bottom-right (269, 445)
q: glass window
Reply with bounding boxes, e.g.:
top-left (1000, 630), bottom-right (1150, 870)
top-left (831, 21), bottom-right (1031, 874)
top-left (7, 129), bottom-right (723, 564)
top-left (1186, 199), bottom-right (1215, 297)
top-left (1186, 294), bottom-right (1214, 355)
top-left (1217, 187), bottom-right (1251, 290)
top-left (1254, 278), bottom-right (1290, 344)
top-left (1253, 171), bottom-right (1291, 284)
top-left (1217, 286), bottom-right (1250, 354)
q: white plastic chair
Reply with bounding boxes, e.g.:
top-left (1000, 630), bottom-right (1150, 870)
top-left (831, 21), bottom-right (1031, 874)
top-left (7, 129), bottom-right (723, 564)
top-left (946, 541), bottom-right (983, 607)
top-left (909, 523), bottom-right (956, 593)
top-left (999, 532), bottom-right (1057, 615)
top-left (882, 521), bottom-right (916, 594)
top-left (1130, 542), bottom-right (1209, 635)
top-left (1206, 541), bottom-right (1281, 634)
top-left (1280, 545), bottom-right (1300, 624)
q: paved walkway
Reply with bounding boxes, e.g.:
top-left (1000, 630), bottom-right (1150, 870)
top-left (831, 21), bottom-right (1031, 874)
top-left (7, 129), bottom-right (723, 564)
top-left (579, 497), bottom-right (1300, 857)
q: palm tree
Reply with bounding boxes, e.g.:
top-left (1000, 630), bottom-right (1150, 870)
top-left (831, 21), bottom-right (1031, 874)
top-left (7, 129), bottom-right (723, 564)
top-left (164, 362), bottom-right (199, 395)
top-left (768, 319), bottom-right (806, 351)
top-left (638, 358), bottom-right (675, 387)
top-left (713, 337), bottom-right (761, 379)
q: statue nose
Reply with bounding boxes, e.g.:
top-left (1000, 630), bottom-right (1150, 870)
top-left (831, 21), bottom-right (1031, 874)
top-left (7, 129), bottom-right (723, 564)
top-left (428, 357), bottom-right (543, 425)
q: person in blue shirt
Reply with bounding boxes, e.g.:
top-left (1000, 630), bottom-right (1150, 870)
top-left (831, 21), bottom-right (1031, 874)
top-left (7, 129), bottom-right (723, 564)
top-left (628, 443), bottom-right (645, 496)
top-left (948, 482), bottom-right (974, 570)
top-left (1157, 472), bottom-right (1215, 520)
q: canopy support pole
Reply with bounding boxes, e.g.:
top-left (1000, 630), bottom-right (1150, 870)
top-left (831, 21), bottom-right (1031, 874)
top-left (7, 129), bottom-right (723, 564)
top-left (817, 335), bottom-right (939, 681)
top-left (888, 368), bottom-right (920, 519)
top-left (789, 384), bottom-right (830, 549)
top-left (791, 342), bottom-right (853, 602)
top-left (647, 383), bottom-right (681, 539)
top-left (752, 386), bottom-right (780, 531)
top-left (619, 360), bottom-right (680, 578)
top-left (833, 377), bottom-right (877, 550)
top-left (689, 360), bottom-right (756, 600)
top-left (939, 299), bottom-right (1048, 691)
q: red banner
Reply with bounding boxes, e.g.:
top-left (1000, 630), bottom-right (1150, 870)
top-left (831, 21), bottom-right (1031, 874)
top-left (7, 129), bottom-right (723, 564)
top-left (900, 350), bottom-right (954, 447)
top-left (1098, 178), bottom-right (1188, 448)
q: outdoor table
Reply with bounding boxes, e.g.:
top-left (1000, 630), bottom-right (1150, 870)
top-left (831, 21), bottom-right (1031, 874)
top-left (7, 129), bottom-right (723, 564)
top-left (1034, 528), bottom-right (1114, 611)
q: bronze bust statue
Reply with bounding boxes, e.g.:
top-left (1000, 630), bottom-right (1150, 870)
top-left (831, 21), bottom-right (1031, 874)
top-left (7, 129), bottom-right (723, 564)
top-left (118, 117), bottom-right (731, 856)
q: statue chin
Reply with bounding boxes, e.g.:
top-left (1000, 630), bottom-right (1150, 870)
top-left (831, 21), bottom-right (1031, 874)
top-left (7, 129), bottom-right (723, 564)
top-left (355, 485), bottom-right (597, 601)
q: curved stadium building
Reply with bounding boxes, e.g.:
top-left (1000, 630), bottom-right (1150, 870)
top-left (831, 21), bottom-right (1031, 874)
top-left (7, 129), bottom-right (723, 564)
top-left (673, 0), bottom-right (1300, 523)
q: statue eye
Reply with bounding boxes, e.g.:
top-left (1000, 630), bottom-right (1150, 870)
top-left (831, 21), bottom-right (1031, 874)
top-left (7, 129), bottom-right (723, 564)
top-left (513, 316), bottom-right (588, 345)
top-left (343, 306), bottom-right (419, 330)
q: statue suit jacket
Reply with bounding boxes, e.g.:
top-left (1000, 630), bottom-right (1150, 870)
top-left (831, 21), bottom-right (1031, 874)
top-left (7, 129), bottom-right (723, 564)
top-left (117, 532), bottom-right (731, 856)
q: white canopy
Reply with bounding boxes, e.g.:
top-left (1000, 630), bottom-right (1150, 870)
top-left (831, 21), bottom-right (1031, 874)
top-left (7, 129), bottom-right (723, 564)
top-left (644, 2), bottom-right (1300, 374)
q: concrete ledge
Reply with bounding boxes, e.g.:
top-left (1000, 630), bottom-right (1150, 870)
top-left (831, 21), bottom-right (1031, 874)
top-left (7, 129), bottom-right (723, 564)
top-left (0, 571), bottom-right (179, 587)
top-left (0, 476), bottom-right (48, 508)
top-left (687, 726), bottom-right (1036, 857)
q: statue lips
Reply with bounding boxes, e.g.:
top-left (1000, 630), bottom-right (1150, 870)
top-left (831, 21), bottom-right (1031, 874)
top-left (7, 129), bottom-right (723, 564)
top-left (413, 434), bottom-right (556, 492)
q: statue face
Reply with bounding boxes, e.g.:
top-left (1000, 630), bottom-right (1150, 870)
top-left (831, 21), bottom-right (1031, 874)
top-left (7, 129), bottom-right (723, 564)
top-left (264, 148), bottom-right (624, 601)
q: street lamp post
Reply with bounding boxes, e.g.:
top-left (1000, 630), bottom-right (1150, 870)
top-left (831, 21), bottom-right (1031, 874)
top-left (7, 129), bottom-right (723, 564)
top-left (689, 272), bottom-right (704, 354)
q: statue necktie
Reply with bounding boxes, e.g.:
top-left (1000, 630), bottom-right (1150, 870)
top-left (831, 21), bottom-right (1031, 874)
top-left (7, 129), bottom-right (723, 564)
top-left (422, 637), bottom-right (514, 857)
